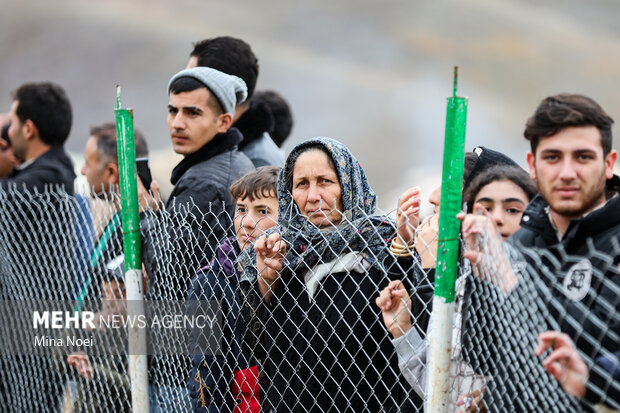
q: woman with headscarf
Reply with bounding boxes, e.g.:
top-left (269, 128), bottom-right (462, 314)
top-left (237, 137), bottom-right (410, 412)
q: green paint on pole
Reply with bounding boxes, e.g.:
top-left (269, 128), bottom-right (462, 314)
top-left (434, 66), bottom-right (467, 303)
top-left (74, 212), bottom-right (122, 312)
top-left (114, 86), bottom-right (141, 270)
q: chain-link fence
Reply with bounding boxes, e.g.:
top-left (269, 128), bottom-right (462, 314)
top-left (0, 185), bottom-right (618, 412)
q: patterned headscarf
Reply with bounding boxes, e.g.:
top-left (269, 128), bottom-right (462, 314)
top-left (238, 137), bottom-right (395, 280)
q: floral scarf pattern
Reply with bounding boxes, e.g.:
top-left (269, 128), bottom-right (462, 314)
top-left (238, 137), bottom-right (395, 281)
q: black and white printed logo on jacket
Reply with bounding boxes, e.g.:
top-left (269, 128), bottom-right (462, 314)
top-left (562, 258), bottom-right (592, 302)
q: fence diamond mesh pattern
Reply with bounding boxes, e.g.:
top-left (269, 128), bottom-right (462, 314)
top-left (0, 186), bottom-right (617, 412)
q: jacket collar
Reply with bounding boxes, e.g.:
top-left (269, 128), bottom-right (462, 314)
top-left (234, 100), bottom-right (274, 149)
top-left (12, 146), bottom-right (74, 175)
top-left (170, 127), bottom-right (243, 185)
top-left (520, 182), bottom-right (620, 244)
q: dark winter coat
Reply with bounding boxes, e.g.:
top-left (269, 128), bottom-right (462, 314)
top-left (1, 146), bottom-right (75, 194)
top-left (509, 188), bottom-right (620, 361)
top-left (169, 127), bottom-right (253, 268)
top-left (143, 128), bottom-right (253, 390)
top-left (460, 179), bottom-right (620, 411)
top-left (0, 149), bottom-right (79, 413)
top-left (187, 237), bottom-right (258, 413)
top-left (256, 252), bottom-right (405, 413)
top-left (144, 128), bottom-right (254, 300)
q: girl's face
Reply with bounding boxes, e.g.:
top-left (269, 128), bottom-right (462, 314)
top-left (473, 180), bottom-right (530, 239)
top-left (291, 150), bottom-right (344, 228)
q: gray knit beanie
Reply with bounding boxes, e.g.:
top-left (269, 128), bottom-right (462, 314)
top-left (167, 67), bottom-right (248, 116)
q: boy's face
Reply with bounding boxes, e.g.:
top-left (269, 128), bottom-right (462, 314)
top-left (234, 193), bottom-right (279, 251)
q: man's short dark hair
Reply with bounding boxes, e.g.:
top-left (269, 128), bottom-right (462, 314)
top-left (190, 36), bottom-right (259, 101)
top-left (169, 77), bottom-right (224, 115)
top-left (253, 90), bottom-right (293, 147)
top-left (524, 93), bottom-right (614, 156)
top-left (12, 82), bottom-right (72, 146)
top-left (90, 122), bottom-right (148, 163)
top-left (230, 165), bottom-right (281, 202)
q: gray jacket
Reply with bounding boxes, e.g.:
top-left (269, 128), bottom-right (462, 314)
top-left (235, 100), bottom-right (285, 167)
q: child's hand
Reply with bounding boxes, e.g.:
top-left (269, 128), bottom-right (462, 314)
top-left (67, 352), bottom-right (94, 380)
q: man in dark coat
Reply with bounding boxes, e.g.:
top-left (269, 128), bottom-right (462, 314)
top-left (1, 82), bottom-right (75, 193)
top-left (461, 93), bottom-right (619, 411)
top-left (77, 122), bottom-right (149, 305)
top-left (0, 82), bottom-right (75, 412)
top-left (510, 93), bottom-right (620, 409)
top-left (188, 36), bottom-right (285, 168)
top-left (153, 66), bottom-right (255, 283)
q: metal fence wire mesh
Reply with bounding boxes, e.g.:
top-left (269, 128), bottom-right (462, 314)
top-left (0, 186), bottom-right (618, 412)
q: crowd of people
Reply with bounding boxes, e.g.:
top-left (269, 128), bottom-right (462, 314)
top-left (0, 35), bottom-right (618, 413)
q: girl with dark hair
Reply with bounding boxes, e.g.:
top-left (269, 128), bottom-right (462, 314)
top-left (377, 150), bottom-right (538, 411)
top-left (463, 165), bottom-right (537, 240)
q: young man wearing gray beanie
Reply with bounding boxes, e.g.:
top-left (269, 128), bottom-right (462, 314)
top-left (142, 67), bottom-right (254, 412)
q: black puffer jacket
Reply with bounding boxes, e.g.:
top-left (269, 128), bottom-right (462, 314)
top-left (500, 180), bottom-right (620, 410)
top-left (459, 178), bottom-right (620, 412)
top-left (509, 186), bottom-right (620, 361)
top-left (145, 127), bottom-right (254, 300)
top-left (143, 128), bottom-right (253, 390)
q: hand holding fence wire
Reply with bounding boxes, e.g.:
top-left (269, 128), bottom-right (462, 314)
top-left (535, 331), bottom-right (589, 398)
top-left (67, 352), bottom-right (94, 380)
top-left (456, 387), bottom-right (487, 412)
top-left (459, 206), bottom-right (518, 293)
top-left (376, 279), bottom-right (413, 338)
top-left (396, 186), bottom-right (422, 246)
top-left (254, 231), bottom-right (286, 301)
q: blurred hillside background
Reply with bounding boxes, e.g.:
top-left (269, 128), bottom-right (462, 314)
top-left (2, 0), bottom-right (620, 210)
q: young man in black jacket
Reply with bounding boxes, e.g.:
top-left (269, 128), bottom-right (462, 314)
top-left (143, 66), bottom-right (255, 288)
top-left (511, 93), bottom-right (619, 408)
top-left (144, 66), bottom-right (254, 412)
top-left (158, 66), bottom-right (255, 277)
top-left (461, 93), bottom-right (619, 411)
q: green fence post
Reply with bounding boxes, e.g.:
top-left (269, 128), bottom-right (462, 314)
top-left (114, 85), bottom-right (150, 413)
top-left (427, 67), bottom-right (468, 412)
